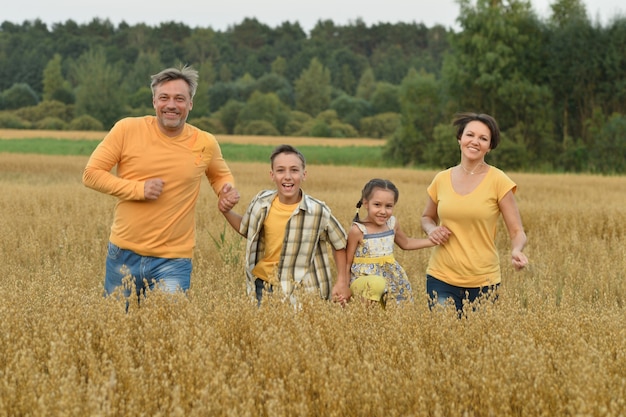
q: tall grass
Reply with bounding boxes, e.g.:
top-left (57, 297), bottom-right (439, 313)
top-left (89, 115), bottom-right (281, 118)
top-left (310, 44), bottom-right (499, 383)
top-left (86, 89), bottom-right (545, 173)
top-left (1, 153), bottom-right (625, 416)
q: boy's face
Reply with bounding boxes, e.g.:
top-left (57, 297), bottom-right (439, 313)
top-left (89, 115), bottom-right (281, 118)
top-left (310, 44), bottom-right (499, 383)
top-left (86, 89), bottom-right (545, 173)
top-left (270, 152), bottom-right (306, 204)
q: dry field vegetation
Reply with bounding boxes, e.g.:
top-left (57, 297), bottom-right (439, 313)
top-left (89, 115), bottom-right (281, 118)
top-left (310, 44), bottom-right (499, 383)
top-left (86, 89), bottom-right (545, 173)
top-left (1, 148), bottom-right (625, 416)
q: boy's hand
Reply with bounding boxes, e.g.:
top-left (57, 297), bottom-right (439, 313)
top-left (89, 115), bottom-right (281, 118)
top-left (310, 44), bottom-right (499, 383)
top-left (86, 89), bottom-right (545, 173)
top-left (332, 282), bottom-right (351, 306)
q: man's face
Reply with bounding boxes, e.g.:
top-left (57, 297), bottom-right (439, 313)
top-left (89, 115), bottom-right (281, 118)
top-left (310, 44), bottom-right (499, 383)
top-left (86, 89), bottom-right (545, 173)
top-left (152, 79), bottom-right (193, 136)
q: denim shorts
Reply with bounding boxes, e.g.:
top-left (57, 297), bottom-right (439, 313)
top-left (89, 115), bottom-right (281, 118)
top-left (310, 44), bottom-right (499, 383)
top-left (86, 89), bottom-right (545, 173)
top-left (426, 274), bottom-right (499, 312)
top-left (104, 242), bottom-right (192, 298)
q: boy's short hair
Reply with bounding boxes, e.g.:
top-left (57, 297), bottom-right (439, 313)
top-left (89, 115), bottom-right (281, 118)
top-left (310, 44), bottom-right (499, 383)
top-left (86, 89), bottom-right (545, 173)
top-left (270, 144), bottom-right (306, 168)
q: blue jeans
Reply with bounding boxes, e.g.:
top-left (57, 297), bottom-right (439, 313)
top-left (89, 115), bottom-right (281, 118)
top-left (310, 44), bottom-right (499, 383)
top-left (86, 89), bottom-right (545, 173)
top-left (104, 242), bottom-right (192, 299)
top-left (254, 278), bottom-right (273, 306)
top-left (426, 274), bottom-right (499, 313)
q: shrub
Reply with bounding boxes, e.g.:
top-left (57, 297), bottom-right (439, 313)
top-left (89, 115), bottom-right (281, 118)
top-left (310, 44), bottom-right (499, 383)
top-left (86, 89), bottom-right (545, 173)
top-left (68, 115), bottom-right (104, 131)
top-left (234, 120), bottom-right (280, 136)
top-left (359, 112), bottom-right (401, 139)
top-left (15, 100), bottom-right (73, 123)
top-left (0, 112), bottom-right (31, 129)
top-left (188, 117), bottom-right (227, 134)
top-left (2, 83), bottom-right (39, 110)
top-left (35, 117), bottom-right (68, 130)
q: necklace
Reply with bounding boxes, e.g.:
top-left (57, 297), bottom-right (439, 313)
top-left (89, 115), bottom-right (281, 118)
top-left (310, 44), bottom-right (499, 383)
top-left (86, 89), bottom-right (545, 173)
top-left (460, 162), bottom-right (484, 175)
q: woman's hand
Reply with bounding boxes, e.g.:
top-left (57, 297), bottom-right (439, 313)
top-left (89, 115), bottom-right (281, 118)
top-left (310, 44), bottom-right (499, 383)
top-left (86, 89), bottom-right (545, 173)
top-left (428, 226), bottom-right (451, 245)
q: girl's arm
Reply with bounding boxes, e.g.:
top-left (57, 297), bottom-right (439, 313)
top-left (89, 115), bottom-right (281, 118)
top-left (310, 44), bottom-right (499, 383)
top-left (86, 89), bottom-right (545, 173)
top-left (499, 190), bottom-right (528, 271)
top-left (394, 218), bottom-right (436, 250)
top-left (345, 224), bottom-right (362, 277)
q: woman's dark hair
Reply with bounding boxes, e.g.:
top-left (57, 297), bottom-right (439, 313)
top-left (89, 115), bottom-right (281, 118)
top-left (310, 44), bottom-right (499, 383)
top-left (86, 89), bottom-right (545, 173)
top-left (453, 112), bottom-right (501, 150)
top-left (353, 179), bottom-right (399, 223)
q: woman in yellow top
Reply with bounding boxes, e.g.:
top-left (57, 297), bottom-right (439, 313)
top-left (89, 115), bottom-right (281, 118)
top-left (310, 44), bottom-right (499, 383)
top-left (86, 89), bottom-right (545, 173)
top-left (421, 112), bottom-right (528, 313)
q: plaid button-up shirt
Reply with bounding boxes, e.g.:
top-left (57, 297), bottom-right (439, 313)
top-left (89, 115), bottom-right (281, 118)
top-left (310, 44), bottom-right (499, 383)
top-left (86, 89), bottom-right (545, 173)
top-left (239, 189), bottom-right (347, 301)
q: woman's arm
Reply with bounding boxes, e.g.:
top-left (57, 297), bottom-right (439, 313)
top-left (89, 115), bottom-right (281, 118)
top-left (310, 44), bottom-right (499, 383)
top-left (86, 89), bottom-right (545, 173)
top-left (421, 197), bottom-right (450, 245)
top-left (499, 190), bottom-right (528, 270)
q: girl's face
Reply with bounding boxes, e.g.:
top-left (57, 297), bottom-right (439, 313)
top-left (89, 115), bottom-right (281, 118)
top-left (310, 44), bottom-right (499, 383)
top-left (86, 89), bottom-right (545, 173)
top-left (363, 188), bottom-right (396, 226)
top-left (458, 120), bottom-right (491, 160)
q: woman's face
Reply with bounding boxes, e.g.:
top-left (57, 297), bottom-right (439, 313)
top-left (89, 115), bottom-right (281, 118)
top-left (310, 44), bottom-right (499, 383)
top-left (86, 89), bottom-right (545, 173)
top-left (458, 120), bottom-right (491, 160)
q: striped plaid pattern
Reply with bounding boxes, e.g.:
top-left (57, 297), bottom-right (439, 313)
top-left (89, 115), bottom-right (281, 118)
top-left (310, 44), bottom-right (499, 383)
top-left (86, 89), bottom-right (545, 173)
top-left (239, 190), bottom-right (347, 301)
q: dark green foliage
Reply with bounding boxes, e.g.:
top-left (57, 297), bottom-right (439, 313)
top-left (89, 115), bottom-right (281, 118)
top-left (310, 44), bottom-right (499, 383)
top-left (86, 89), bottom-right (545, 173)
top-left (234, 120), bottom-right (280, 136)
top-left (1, 12), bottom-right (625, 172)
top-left (2, 83), bottom-right (39, 110)
top-left (187, 117), bottom-right (227, 134)
top-left (359, 113), bottom-right (400, 139)
top-left (0, 113), bottom-right (30, 129)
top-left (35, 117), bottom-right (68, 130)
top-left (15, 100), bottom-right (73, 123)
top-left (68, 115), bottom-right (104, 131)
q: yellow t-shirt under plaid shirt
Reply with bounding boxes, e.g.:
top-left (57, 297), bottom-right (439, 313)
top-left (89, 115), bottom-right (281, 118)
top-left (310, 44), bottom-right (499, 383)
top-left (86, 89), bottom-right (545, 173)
top-left (239, 190), bottom-right (347, 301)
top-left (251, 197), bottom-right (298, 285)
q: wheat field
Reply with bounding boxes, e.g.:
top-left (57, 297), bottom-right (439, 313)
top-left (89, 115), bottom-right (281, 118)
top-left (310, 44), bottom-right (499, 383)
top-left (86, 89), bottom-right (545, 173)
top-left (1, 151), bottom-right (625, 416)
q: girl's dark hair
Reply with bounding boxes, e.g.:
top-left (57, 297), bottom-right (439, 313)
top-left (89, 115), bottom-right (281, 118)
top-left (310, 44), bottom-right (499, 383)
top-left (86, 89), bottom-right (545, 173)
top-left (353, 178), bottom-right (399, 223)
top-left (452, 112), bottom-right (501, 150)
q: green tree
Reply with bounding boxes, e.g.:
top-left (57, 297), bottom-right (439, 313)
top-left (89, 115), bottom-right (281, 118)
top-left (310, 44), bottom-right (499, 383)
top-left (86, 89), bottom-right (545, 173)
top-left (385, 69), bottom-right (442, 165)
top-left (294, 58), bottom-right (331, 116)
top-left (271, 56), bottom-right (287, 76)
top-left (442, 0), bottom-right (554, 161)
top-left (42, 54), bottom-right (70, 102)
top-left (254, 73), bottom-right (294, 107)
top-left (237, 91), bottom-right (290, 133)
top-left (71, 48), bottom-right (124, 128)
top-left (329, 94), bottom-right (372, 129)
top-left (370, 82), bottom-right (400, 114)
top-left (355, 68), bottom-right (376, 101)
top-left (215, 99), bottom-right (245, 134)
top-left (2, 83), bottom-right (39, 110)
top-left (123, 51), bottom-right (163, 95)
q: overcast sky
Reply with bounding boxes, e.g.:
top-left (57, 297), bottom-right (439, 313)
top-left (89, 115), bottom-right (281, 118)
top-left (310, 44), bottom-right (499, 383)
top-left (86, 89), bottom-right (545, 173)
top-left (2, 0), bottom-right (623, 32)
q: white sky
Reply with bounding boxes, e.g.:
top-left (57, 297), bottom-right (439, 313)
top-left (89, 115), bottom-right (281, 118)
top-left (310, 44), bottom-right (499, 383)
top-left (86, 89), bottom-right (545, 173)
top-left (2, 0), bottom-right (623, 32)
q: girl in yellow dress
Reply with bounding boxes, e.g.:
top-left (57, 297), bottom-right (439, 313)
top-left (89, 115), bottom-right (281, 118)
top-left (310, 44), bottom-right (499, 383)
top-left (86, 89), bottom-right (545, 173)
top-left (346, 179), bottom-right (436, 306)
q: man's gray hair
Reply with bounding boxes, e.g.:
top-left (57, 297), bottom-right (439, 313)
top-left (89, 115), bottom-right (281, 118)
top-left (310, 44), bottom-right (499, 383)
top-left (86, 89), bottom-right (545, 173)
top-left (150, 65), bottom-right (199, 98)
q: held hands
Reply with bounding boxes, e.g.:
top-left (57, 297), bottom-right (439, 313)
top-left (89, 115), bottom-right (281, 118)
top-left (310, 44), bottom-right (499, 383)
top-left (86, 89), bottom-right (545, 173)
top-left (511, 249), bottom-right (528, 271)
top-left (428, 226), bottom-right (451, 245)
top-left (332, 281), bottom-right (351, 306)
top-left (144, 178), bottom-right (164, 200)
top-left (218, 183), bottom-right (240, 213)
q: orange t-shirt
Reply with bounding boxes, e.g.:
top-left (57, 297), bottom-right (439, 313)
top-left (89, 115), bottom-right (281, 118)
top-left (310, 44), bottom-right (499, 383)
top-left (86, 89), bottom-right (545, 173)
top-left (83, 116), bottom-right (234, 258)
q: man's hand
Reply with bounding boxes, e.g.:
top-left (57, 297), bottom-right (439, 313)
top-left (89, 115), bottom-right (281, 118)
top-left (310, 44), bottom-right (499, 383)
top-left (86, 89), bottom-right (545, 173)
top-left (144, 178), bottom-right (164, 200)
top-left (218, 183), bottom-right (240, 213)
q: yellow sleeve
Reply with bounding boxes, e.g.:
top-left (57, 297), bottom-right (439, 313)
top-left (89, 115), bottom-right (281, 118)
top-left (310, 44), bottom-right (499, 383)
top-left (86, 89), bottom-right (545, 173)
top-left (201, 132), bottom-right (235, 196)
top-left (82, 119), bottom-right (145, 200)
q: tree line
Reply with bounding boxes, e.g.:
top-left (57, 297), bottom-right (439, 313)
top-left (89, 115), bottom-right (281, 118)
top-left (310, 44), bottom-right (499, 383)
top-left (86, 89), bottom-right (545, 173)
top-left (1, 0), bottom-right (625, 173)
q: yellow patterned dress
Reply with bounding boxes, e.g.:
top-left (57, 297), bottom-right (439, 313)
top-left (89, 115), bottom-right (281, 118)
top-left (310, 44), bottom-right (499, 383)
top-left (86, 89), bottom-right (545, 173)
top-left (349, 216), bottom-right (413, 303)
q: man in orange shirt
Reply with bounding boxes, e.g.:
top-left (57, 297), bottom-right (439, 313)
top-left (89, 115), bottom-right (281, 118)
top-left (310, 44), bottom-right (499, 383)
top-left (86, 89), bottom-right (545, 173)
top-left (83, 65), bottom-right (239, 301)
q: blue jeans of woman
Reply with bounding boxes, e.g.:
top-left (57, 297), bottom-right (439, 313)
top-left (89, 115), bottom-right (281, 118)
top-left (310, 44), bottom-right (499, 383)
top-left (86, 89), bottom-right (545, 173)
top-left (104, 242), bottom-right (192, 300)
top-left (426, 274), bottom-right (499, 313)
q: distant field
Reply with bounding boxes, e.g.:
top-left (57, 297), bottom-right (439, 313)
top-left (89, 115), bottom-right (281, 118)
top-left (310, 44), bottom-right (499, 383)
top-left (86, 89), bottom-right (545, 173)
top-left (0, 129), bottom-right (386, 147)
